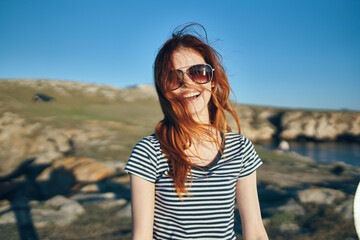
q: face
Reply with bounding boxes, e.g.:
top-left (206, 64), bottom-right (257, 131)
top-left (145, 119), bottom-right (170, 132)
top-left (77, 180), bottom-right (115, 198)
top-left (171, 48), bottom-right (214, 123)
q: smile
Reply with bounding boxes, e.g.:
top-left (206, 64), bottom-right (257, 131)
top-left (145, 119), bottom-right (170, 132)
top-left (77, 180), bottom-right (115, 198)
top-left (183, 91), bottom-right (201, 99)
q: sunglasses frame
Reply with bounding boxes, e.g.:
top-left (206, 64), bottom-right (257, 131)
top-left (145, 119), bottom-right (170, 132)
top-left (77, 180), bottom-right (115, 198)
top-left (170, 63), bottom-right (215, 91)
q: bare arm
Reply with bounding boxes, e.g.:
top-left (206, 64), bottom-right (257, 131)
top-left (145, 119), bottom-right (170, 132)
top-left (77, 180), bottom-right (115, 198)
top-left (130, 174), bottom-right (155, 240)
top-left (236, 171), bottom-right (268, 240)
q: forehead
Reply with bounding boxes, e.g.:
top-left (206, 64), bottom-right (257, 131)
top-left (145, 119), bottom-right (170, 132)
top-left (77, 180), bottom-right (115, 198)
top-left (172, 48), bottom-right (205, 69)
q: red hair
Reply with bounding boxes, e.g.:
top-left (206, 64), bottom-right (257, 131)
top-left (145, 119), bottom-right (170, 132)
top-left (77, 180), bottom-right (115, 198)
top-left (154, 24), bottom-right (241, 197)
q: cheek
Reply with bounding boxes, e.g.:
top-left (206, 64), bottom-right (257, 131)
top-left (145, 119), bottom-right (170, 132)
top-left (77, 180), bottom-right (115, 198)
top-left (204, 82), bottom-right (213, 95)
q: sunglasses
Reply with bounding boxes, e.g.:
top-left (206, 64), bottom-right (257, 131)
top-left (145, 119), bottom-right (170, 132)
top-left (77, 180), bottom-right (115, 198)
top-left (169, 63), bottom-right (215, 91)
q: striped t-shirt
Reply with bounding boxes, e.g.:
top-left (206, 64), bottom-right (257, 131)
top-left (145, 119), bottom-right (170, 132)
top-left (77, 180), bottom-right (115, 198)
top-left (125, 132), bottom-right (262, 240)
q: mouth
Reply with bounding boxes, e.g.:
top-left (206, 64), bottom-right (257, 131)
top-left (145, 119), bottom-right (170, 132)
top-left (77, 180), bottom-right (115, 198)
top-left (183, 91), bottom-right (201, 100)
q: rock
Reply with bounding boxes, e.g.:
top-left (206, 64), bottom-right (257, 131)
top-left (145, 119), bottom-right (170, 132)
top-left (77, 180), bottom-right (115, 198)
top-left (70, 192), bottom-right (116, 203)
top-left (116, 202), bottom-right (132, 218)
top-left (278, 223), bottom-right (302, 234)
top-left (0, 112), bottom-right (74, 176)
top-left (35, 156), bottom-right (117, 198)
top-left (49, 156), bottom-right (117, 182)
top-left (70, 192), bottom-right (127, 209)
top-left (0, 200), bottom-right (14, 226)
top-left (280, 111), bottom-right (360, 142)
top-left (0, 195), bottom-right (85, 228)
top-left (98, 199), bottom-right (127, 209)
top-left (80, 184), bottom-right (101, 193)
top-left (297, 187), bottom-right (346, 205)
top-left (276, 199), bottom-right (306, 216)
top-left (32, 195), bottom-right (85, 227)
top-left (47, 133), bottom-right (73, 153)
top-left (33, 151), bottom-right (64, 165)
top-left (234, 106), bottom-right (277, 142)
top-left (278, 140), bottom-right (290, 151)
top-left (46, 195), bottom-right (85, 215)
top-left (0, 210), bottom-right (16, 225)
top-left (0, 200), bottom-right (10, 209)
top-left (335, 198), bottom-right (354, 220)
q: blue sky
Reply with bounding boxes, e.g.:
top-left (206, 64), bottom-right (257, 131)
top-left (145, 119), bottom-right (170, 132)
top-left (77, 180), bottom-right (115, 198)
top-left (1, 0), bottom-right (359, 111)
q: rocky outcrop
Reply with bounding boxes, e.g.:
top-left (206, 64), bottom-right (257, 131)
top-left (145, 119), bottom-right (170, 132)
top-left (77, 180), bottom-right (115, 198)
top-left (37, 156), bottom-right (117, 183)
top-left (0, 112), bottom-right (73, 175)
top-left (296, 186), bottom-right (346, 205)
top-left (280, 111), bottom-right (360, 142)
top-left (235, 106), bottom-right (277, 142)
top-left (0, 112), bottom-right (127, 176)
top-left (0, 153), bottom-right (129, 229)
top-left (227, 105), bottom-right (360, 143)
top-left (0, 192), bottom-right (129, 228)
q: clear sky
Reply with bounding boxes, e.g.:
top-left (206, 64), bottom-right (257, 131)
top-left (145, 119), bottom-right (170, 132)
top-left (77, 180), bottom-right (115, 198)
top-left (1, 0), bottom-right (359, 111)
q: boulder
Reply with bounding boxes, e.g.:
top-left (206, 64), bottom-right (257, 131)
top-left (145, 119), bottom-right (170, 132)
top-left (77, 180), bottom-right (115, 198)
top-left (98, 199), bottom-right (127, 209)
top-left (0, 113), bottom-right (74, 175)
top-left (0, 195), bottom-right (85, 228)
top-left (278, 223), bottom-right (302, 234)
top-left (297, 187), bottom-right (346, 205)
top-left (276, 198), bottom-right (306, 216)
top-left (116, 202), bottom-right (132, 218)
top-left (70, 192), bottom-right (116, 203)
top-left (39, 156), bottom-right (117, 183)
top-left (33, 195), bottom-right (85, 227)
top-left (335, 198), bottom-right (354, 220)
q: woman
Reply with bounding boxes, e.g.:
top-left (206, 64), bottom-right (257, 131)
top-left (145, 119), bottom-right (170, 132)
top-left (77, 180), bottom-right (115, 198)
top-left (125, 24), bottom-right (268, 240)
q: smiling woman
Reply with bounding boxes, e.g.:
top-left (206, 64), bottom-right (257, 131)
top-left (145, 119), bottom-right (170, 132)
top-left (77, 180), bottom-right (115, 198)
top-left (124, 23), bottom-right (268, 240)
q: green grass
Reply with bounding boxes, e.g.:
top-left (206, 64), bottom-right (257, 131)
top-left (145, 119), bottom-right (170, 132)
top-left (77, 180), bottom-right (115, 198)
top-left (270, 211), bottom-right (296, 226)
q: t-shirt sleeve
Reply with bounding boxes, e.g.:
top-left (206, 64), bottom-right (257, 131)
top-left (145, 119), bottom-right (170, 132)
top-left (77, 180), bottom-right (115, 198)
top-left (238, 136), bottom-right (263, 179)
top-left (124, 137), bottom-right (157, 183)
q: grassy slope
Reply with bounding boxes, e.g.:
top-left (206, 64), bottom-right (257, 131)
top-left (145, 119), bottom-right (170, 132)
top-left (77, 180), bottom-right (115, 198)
top-left (0, 79), bottom-right (162, 164)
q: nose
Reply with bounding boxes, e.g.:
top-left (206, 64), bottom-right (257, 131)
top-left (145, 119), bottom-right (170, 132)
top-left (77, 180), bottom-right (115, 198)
top-left (181, 72), bottom-right (194, 88)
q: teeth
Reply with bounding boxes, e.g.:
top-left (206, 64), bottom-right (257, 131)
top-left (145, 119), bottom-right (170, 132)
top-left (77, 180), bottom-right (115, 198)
top-left (184, 92), bottom-right (200, 99)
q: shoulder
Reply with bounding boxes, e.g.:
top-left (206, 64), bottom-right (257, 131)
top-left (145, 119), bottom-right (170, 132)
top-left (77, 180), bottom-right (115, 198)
top-left (225, 132), bottom-right (251, 145)
top-left (224, 132), bottom-right (256, 154)
top-left (126, 134), bottom-right (161, 183)
top-left (135, 134), bottom-right (160, 149)
top-left (129, 134), bottom-right (162, 160)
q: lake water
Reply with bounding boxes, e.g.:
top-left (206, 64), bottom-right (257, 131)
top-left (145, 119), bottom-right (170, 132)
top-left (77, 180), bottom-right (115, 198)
top-left (260, 141), bottom-right (360, 167)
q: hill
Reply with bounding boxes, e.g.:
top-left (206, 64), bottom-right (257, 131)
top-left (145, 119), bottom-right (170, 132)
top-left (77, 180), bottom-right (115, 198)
top-left (1, 78), bottom-right (359, 173)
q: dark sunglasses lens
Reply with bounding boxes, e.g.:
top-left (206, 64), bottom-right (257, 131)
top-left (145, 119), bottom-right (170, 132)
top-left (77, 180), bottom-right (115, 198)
top-left (188, 64), bottom-right (213, 84)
